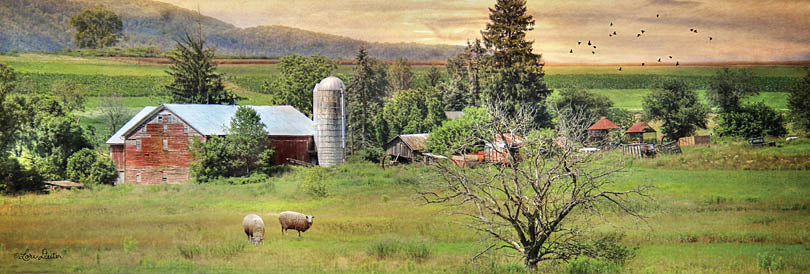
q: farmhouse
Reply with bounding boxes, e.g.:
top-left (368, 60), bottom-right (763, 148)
top-left (106, 104), bottom-right (314, 185)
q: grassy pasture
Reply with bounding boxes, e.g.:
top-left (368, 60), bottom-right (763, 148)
top-left (1, 153), bottom-right (809, 273)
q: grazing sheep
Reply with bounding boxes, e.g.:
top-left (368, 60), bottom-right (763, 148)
top-left (278, 211), bottom-right (314, 237)
top-left (242, 214), bottom-right (265, 246)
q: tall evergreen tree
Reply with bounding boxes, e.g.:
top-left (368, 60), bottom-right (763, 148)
top-left (480, 0), bottom-right (551, 126)
top-left (441, 40), bottom-right (487, 111)
top-left (165, 33), bottom-right (236, 104)
top-left (346, 47), bottom-right (389, 153)
top-left (788, 69), bottom-right (810, 133)
top-left (264, 54), bottom-right (337, 117)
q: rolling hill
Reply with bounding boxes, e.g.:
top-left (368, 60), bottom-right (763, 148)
top-left (0, 0), bottom-right (461, 60)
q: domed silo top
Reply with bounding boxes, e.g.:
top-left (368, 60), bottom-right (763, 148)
top-left (316, 76), bottom-right (345, 91)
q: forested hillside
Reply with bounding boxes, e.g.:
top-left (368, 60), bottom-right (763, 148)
top-left (0, 0), bottom-right (461, 60)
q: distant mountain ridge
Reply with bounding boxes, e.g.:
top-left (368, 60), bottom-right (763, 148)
top-left (0, 0), bottom-right (462, 60)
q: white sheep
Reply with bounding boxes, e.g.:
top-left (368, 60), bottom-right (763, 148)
top-left (242, 214), bottom-right (265, 246)
top-left (278, 211), bottom-right (314, 237)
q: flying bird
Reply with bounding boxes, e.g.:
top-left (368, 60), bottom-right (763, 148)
top-left (613, 31), bottom-right (617, 35)
top-left (694, 29), bottom-right (698, 33)
top-left (641, 30), bottom-right (646, 34)
top-left (592, 51), bottom-right (596, 54)
top-left (637, 34), bottom-right (641, 37)
top-left (658, 58), bottom-right (662, 62)
top-left (656, 14), bottom-right (660, 18)
top-left (593, 46), bottom-right (597, 49)
top-left (690, 28), bottom-right (694, 32)
top-left (669, 56), bottom-right (673, 59)
top-left (570, 49), bottom-right (573, 53)
top-left (676, 61), bottom-right (680, 66)
top-left (610, 22), bottom-right (613, 27)
top-left (578, 41), bottom-right (582, 45)
top-left (619, 67), bottom-right (622, 71)
top-left (709, 36), bottom-right (713, 41)
top-left (642, 63), bottom-right (645, 66)
top-left (609, 34), bottom-right (613, 37)
top-left (588, 40), bottom-right (592, 46)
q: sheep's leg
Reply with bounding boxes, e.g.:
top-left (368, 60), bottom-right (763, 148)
top-left (298, 231), bottom-right (301, 237)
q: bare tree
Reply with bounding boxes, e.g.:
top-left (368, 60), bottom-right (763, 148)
top-left (419, 104), bottom-right (649, 269)
top-left (101, 95), bottom-right (126, 134)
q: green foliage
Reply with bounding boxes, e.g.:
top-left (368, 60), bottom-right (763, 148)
top-left (426, 106), bottom-right (491, 155)
top-left (587, 233), bottom-right (638, 266)
top-left (441, 40), bottom-right (487, 111)
top-left (642, 79), bottom-right (709, 140)
top-left (0, 157), bottom-right (44, 194)
top-left (165, 33), bottom-right (236, 104)
top-left (422, 66), bottom-right (442, 89)
top-left (122, 236), bottom-right (138, 253)
top-left (606, 108), bottom-right (635, 132)
top-left (347, 47), bottom-right (389, 151)
top-left (756, 252), bottom-right (784, 272)
top-left (0, 63), bottom-right (18, 152)
top-left (382, 88), bottom-right (445, 138)
top-left (550, 87), bottom-right (613, 123)
top-left (190, 106), bottom-right (275, 181)
top-left (388, 57), bottom-right (413, 92)
top-left (707, 68), bottom-right (758, 113)
top-left (716, 102), bottom-right (787, 138)
top-left (208, 173), bottom-right (273, 187)
top-left (565, 257), bottom-right (621, 274)
top-left (16, 73), bottom-right (170, 97)
top-left (263, 54), bottom-right (337, 116)
top-left (480, 0), bottom-right (551, 126)
top-left (0, 63), bottom-right (16, 96)
top-left (50, 80), bottom-right (87, 112)
top-left (301, 167), bottom-right (331, 198)
top-left (347, 146), bottom-right (385, 164)
top-left (68, 7), bottom-right (123, 49)
top-left (66, 148), bottom-right (117, 186)
top-left (31, 115), bottom-right (93, 178)
top-left (788, 69), bottom-right (810, 133)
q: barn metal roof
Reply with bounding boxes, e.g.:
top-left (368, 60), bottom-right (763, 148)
top-left (105, 106), bottom-right (157, 144)
top-left (106, 104), bottom-right (313, 145)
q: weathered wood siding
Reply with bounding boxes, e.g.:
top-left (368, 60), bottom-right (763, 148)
top-left (385, 139), bottom-right (414, 159)
top-left (109, 144), bottom-right (125, 171)
top-left (124, 110), bottom-right (201, 185)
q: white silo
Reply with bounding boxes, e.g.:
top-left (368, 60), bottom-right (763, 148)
top-left (313, 76), bottom-right (346, 167)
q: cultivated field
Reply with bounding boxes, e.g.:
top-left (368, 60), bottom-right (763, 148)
top-left (1, 53), bottom-right (809, 273)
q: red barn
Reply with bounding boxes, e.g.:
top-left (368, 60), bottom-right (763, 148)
top-left (106, 104), bottom-right (314, 185)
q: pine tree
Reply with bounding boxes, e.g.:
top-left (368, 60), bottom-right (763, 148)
top-left (480, 0), bottom-right (551, 126)
top-left (347, 47), bottom-right (388, 153)
top-left (165, 33), bottom-right (236, 104)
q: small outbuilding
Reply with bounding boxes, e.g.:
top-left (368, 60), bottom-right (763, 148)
top-left (587, 117), bottom-right (620, 145)
top-left (625, 121), bottom-right (657, 143)
top-left (384, 133), bottom-right (429, 163)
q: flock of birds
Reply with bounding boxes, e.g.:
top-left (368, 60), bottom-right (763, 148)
top-left (569, 13), bottom-right (714, 71)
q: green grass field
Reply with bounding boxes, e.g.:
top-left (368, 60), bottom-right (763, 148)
top-left (1, 153), bottom-right (809, 273)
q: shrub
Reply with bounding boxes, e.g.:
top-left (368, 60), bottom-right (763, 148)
top-left (565, 257), bottom-right (621, 274)
top-left (213, 173), bottom-right (271, 185)
top-left (348, 146), bottom-right (385, 163)
top-left (122, 237), bottom-right (138, 253)
top-left (756, 252), bottom-right (784, 272)
top-left (589, 233), bottom-right (637, 266)
top-left (716, 102), bottom-right (787, 138)
top-left (300, 167), bottom-right (331, 198)
top-left (66, 148), bottom-right (118, 186)
top-left (0, 157), bottom-right (44, 194)
top-left (367, 238), bottom-right (401, 259)
top-left (366, 237), bottom-right (432, 260)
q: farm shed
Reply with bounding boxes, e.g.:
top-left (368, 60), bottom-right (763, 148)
top-left (45, 181), bottom-right (84, 191)
top-left (625, 121), bottom-right (657, 143)
top-left (587, 117), bottom-right (620, 145)
top-left (484, 133), bottom-right (524, 163)
top-left (678, 135), bottom-right (710, 146)
top-left (384, 133), bottom-right (429, 162)
top-left (106, 104), bottom-right (314, 185)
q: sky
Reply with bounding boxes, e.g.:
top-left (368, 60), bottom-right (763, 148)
top-left (154, 0), bottom-right (810, 63)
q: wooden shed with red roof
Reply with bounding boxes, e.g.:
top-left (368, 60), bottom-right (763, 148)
top-left (625, 121), bottom-right (657, 143)
top-left (587, 117), bottom-right (620, 145)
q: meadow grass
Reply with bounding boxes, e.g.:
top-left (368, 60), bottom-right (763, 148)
top-left (1, 157), bottom-right (809, 273)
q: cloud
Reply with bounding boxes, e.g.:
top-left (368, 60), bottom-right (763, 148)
top-left (646, 0), bottom-right (702, 7)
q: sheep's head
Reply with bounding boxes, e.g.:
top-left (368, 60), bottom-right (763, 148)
top-left (306, 215), bottom-right (314, 224)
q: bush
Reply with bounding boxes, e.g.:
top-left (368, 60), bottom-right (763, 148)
top-left (588, 232), bottom-right (638, 266)
top-left (366, 237), bottom-right (432, 260)
top-left (348, 146), bottom-right (385, 163)
top-left (756, 252), bottom-right (784, 272)
top-left (565, 257), bottom-right (621, 274)
top-left (0, 157), bottom-right (44, 194)
top-left (212, 173), bottom-right (271, 185)
top-left (66, 148), bottom-right (118, 186)
top-left (716, 102), bottom-right (787, 138)
top-left (300, 167), bottom-right (331, 198)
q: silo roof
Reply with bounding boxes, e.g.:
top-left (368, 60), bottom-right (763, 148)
top-left (316, 76), bottom-right (345, 91)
